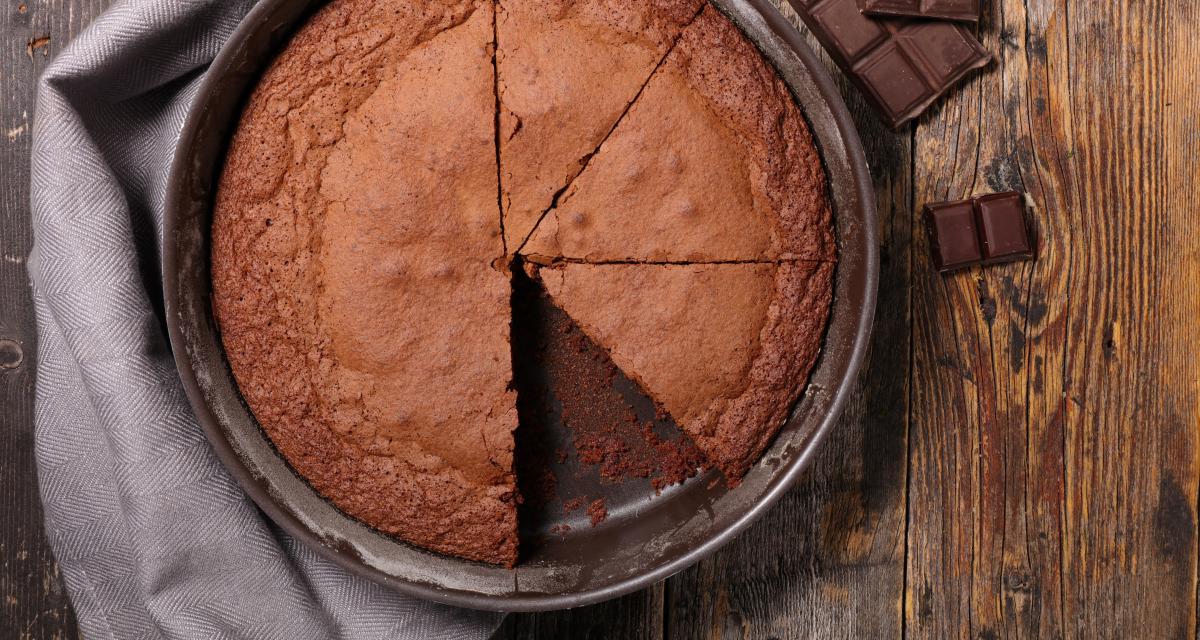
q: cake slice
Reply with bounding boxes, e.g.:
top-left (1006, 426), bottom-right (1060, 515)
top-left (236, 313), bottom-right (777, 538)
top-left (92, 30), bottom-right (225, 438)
top-left (536, 261), bottom-right (835, 482)
top-left (496, 0), bottom-right (705, 250)
top-left (523, 7), bottom-right (835, 264)
top-left (212, 0), bottom-right (519, 566)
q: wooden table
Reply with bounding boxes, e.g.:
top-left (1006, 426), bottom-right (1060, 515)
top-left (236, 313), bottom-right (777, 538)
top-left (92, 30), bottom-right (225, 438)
top-left (3, 1), bottom-right (1197, 638)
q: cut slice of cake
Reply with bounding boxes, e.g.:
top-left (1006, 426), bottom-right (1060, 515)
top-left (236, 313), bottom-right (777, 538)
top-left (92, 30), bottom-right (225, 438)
top-left (535, 261), bottom-right (835, 482)
top-left (212, 0), bottom-right (519, 566)
top-left (522, 6), bottom-right (835, 264)
top-left (496, 0), bottom-right (705, 250)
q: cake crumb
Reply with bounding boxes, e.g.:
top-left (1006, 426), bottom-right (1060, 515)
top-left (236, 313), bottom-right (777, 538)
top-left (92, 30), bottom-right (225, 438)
top-left (563, 497), bottom-right (585, 514)
top-left (587, 498), bottom-right (608, 526)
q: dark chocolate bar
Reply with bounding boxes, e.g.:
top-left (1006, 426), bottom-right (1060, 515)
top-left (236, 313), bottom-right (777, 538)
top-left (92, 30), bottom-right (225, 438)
top-left (788, 0), bottom-right (991, 128)
top-left (858, 0), bottom-right (980, 23)
top-left (925, 192), bottom-right (1035, 272)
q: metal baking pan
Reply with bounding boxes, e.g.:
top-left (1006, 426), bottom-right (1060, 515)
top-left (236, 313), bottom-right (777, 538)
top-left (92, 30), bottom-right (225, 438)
top-left (164, 0), bottom-right (879, 612)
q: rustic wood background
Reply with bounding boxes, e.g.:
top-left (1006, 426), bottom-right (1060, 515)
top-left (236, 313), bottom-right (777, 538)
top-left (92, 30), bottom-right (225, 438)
top-left (2, 0), bottom-right (1197, 638)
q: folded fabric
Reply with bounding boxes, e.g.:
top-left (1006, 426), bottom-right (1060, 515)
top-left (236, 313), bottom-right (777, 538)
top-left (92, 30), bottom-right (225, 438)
top-left (28, 0), bottom-right (502, 637)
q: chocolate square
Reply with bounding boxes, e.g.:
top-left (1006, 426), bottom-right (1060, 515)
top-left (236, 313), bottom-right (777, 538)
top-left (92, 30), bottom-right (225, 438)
top-left (811, 0), bottom-right (890, 60)
top-left (898, 23), bottom-right (987, 79)
top-left (976, 193), bottom-right (1034, 263)
top-left (858, 42), bottom-right (932, 115)
top-left (925, 200), bottom-right (981, 271)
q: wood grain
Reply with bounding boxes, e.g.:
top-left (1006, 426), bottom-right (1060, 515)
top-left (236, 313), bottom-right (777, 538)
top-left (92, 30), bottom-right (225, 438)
top-left (905, 2), bottom-right (1200, 640)
top-left (496, 587), bottom-right (665, 640)
top-left (3, 1), bottom-right (1199, 639)
top-left (1052, 1), bottom-right (1199, 637)
top-left (1, 1), bottom-right (106, 639)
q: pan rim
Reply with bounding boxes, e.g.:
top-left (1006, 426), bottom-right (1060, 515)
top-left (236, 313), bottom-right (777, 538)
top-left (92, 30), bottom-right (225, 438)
top-left (163, 0), bottom-right (879, 612)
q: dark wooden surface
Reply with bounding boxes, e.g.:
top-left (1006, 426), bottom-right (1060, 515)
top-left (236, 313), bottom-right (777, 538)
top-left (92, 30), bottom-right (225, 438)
top-left (3, 1), bottom-right (104, 638)
top-left (2, 0), bottom-right (1197, 639)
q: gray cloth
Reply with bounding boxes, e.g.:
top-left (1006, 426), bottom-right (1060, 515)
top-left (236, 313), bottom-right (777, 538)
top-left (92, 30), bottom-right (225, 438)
top-left (27, 0), bottom-right (504, 637)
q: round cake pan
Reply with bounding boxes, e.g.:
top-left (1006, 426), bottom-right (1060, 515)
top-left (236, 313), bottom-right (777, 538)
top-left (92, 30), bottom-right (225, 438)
top-left (164, 0), bottom-right (879, 612)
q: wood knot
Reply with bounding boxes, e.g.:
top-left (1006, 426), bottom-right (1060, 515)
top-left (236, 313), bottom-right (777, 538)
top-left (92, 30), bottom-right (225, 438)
top-left (1103, 321), bottom-right (1120, 361)
top-left (1004, 572), bottom-right (1034, 593)
top-left (0, 339), bottom-right (23, 370)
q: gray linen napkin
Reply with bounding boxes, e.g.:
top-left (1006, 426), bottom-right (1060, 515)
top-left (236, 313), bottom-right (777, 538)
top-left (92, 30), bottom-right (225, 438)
top-left (27, 0), bottom-right (504, 637)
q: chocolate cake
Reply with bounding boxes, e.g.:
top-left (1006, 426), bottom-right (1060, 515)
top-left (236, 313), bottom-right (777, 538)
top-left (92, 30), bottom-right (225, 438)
top-left (212, 0), bottom-right (836, 567)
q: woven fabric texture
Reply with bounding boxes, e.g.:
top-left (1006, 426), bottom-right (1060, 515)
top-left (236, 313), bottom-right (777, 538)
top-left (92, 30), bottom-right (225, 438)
top-left (28, 1), bottom-right (503, 637)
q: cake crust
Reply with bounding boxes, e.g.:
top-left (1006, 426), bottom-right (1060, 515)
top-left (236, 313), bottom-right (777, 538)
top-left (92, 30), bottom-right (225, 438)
top-left (212, 0), bottom-right (519, 566)
top-left (523, 7), bottom-right (835, 263)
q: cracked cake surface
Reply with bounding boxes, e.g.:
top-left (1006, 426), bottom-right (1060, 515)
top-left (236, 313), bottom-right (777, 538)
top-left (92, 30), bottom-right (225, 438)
top-left (496, 0), bottom-right (704, 249)
top-left (213, 0), bottom-right (836, 567)
top-left (523, 7), bottom-right (835, 263)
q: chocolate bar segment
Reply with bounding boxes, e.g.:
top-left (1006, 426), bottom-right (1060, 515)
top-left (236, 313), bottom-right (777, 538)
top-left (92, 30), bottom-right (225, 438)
top-left (924, 191), bottom-right (1035, 272)
top-left (976, 193), bottom-right (1034, 263)
top-left (858, 0), bottom-right (981, 23)
top-left (788, 0), bottom-right (991, 128)
top-left (925, 200), bottom-right (981, 271)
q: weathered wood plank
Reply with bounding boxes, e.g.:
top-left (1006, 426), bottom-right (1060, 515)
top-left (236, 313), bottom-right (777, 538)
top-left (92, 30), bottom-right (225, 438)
top-left (499, 586), bottom-right (665, 640)
top-left (1, 1), bottom-right (110, 639)
top-left (658, 2), bottom-right (912, 638)
top-left (905, 1), bottom-right (1200, 639)
top-left (1053, 1), bottom-right (1199, 637)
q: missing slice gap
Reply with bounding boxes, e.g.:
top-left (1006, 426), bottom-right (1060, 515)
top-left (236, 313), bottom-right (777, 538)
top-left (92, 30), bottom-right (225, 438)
top-left (491, 0), bottom-right (507, 255)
